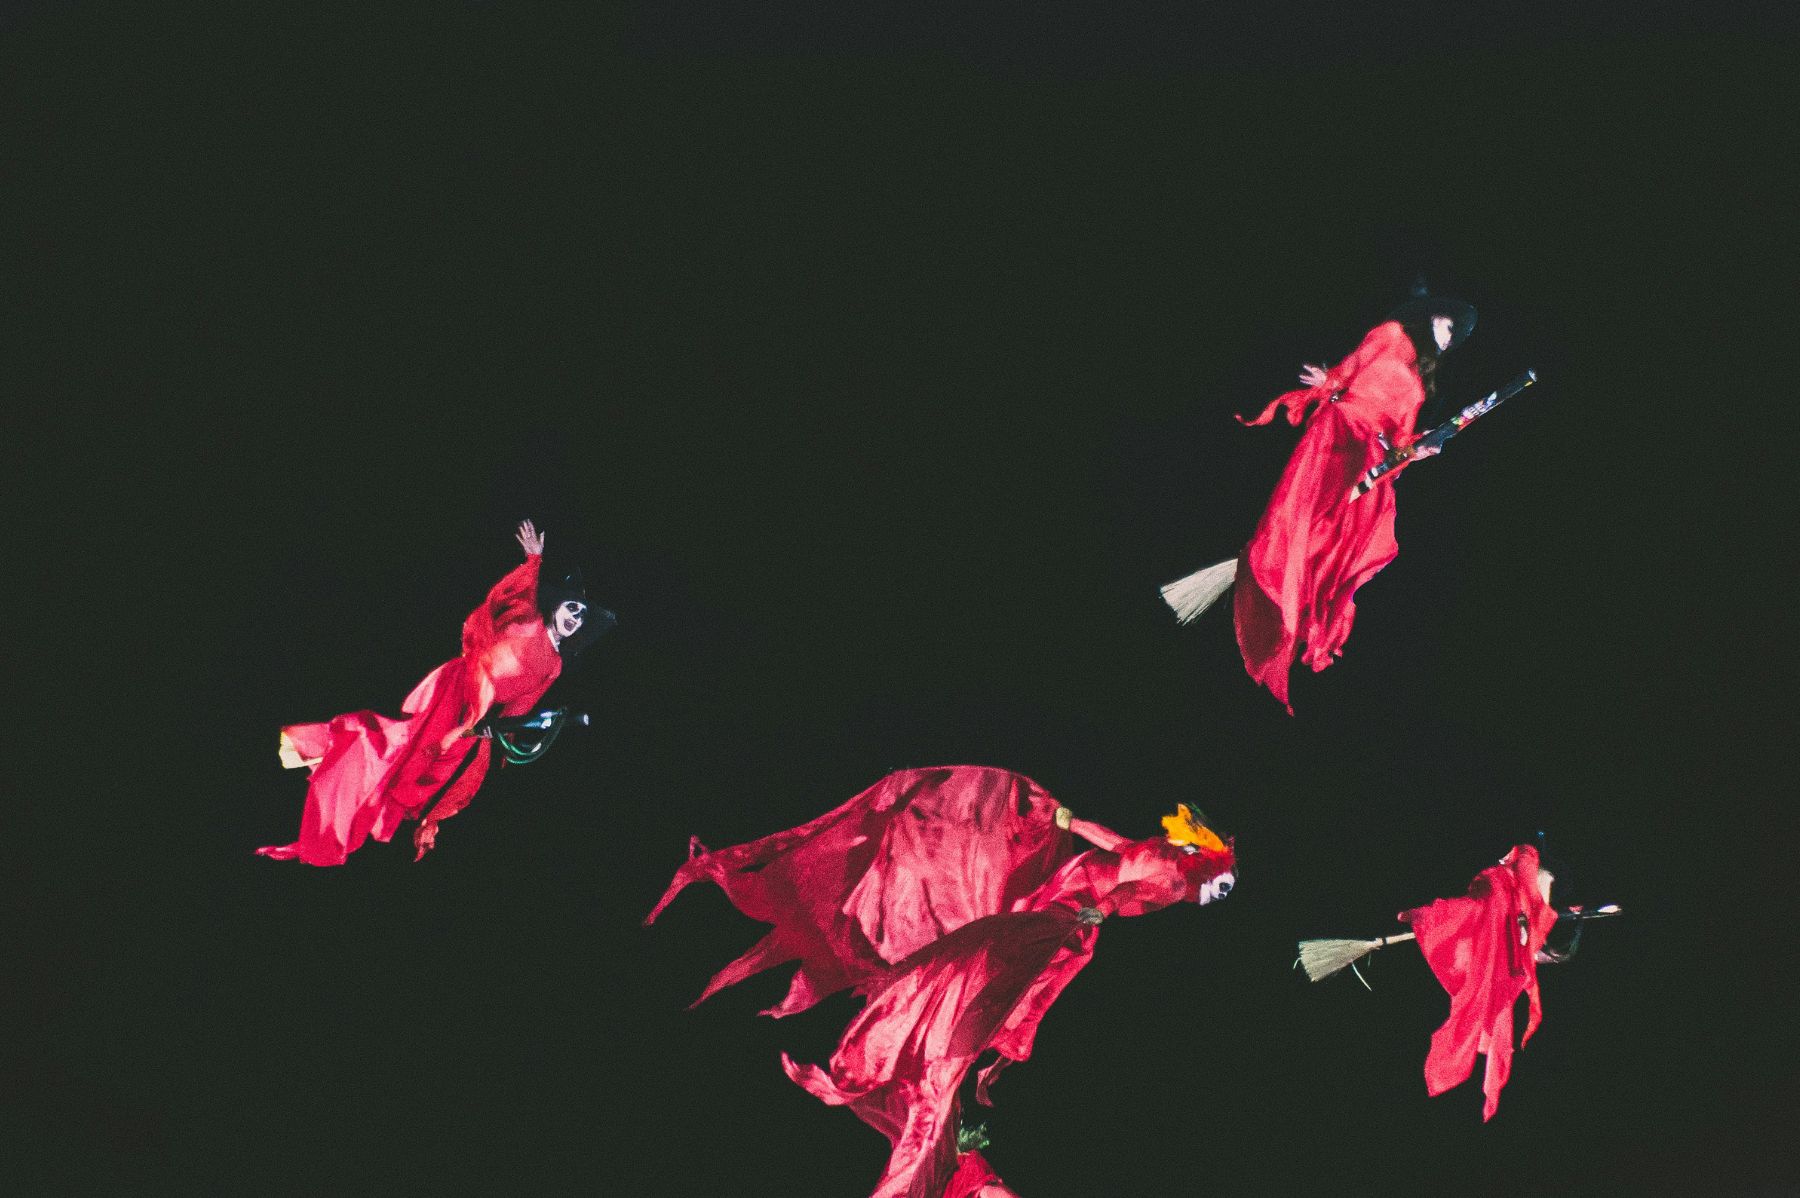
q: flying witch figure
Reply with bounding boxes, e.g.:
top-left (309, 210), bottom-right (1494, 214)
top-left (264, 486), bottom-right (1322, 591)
top-left (258, 520), bottom-right (615, 866)
top-left (1296, 842), bottom-right (1620, 1121)
top-left (645, 765), bottom-right (1236, 1198)
top-left (1161, 285), bottom-right (1532, 711)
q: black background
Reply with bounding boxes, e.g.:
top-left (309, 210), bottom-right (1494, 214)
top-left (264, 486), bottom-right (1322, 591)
top-left (7, 4), bottom-right (1795, 1194)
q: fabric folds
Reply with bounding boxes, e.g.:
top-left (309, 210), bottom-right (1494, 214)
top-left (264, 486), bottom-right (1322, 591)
top-left (1401, 844), bottom-right (1558, 1120)
top-left (1234, 320), bottom-right (1427, 710)
top-left (259, 554), bottom-right (562, 865)
top-left (652, 766), bottom-right (1235, 1196)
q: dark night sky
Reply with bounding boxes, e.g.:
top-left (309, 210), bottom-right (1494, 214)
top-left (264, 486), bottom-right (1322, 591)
top-left (7, 4), bottom-right (1795, 1194)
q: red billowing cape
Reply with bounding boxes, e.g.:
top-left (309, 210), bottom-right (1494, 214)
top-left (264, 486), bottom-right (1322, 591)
top-left (649, 766), bottom-right (1234, 1197)
top-left (259, 554), bottom-right (561, 865)
top-left (1235, 321), bottom-right (1427, 710)
top-left (1401, 844), bottom-right (1557, 1121)
top-left (645, 765), bottom-right (1083, 1016)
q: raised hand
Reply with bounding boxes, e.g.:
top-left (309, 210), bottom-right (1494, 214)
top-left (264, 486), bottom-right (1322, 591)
top-left (1298, 364), bottom-right (1330, 389)
top-left (516, 519), bottom-right (546, 557)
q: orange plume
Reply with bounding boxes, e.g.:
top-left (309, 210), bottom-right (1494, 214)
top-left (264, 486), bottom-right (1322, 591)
top-left (1162, 803), bottom-right (1226, 853)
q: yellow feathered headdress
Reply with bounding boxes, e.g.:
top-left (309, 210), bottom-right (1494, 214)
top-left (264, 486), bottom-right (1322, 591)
top-left (1161, 803), bottom-right (1226, 853)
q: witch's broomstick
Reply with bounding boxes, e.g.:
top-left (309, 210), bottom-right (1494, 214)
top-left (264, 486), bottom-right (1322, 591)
top-left (1347, 369), bottom-right (1538, 501)
top-left (462, 707), bottom-right (591, 765)
top-left (1297, 903), bottom-right (1621, 986)
top-left (1159, 370), bottom-right (1539, 623)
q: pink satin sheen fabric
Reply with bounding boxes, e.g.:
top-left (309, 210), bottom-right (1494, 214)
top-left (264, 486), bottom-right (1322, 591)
top-left (258, 555), bottom-right (561, 865)
top-left (1401, 845), bottom-right (1558, 1121)
top-left (645, 766), bottom-right (1078, 1016)
top-left (651, 766), bottom-right (1234, 1197)
top-left (1235, 321), bottom-right (1427, 711)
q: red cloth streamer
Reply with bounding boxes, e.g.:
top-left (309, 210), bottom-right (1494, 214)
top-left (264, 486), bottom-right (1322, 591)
top-left (1234, 320), bottom-right (1428, 711)
top-left (1401, 844), bottom-right (1558, 1121)
top-left (259, 555), bottom-right (562, 865)
top-left (650, 766), bottom-right (1234, 1197)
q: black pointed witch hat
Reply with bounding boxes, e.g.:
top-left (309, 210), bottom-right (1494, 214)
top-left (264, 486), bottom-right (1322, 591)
top-left (1387, 276), bottom-right (1477, 350)
top-left (538, 566), bottom-right (617, 658)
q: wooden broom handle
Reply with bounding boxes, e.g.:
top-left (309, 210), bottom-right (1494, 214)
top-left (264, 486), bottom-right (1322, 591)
top-left (1374, 904), bottom-right (1619, 950)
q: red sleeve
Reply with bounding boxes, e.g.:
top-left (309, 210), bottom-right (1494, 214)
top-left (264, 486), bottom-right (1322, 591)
top-left (1066, 816), bottom-right (1130, 852)
top-left (461, 554), bottom-right (542, 658)
top-left (1239, 321), bottom-right (1408, 427)
top-left (437, 554), bottom-right (541, 748)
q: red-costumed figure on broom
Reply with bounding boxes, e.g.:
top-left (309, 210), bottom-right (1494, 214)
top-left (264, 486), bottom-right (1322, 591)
top-left (258, 521), bottom-right (615, 865)
top-left (1160, 287), bottom-right (1478, 711)
top-left (645, 765), bottom-right (1237, 1197)
top-left (1297, 843), bottom-right (1620, 1121)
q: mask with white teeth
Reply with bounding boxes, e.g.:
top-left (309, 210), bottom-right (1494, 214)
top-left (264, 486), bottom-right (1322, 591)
top-left (1197, 870), bottom-right (1235, 905)
top-left (1160, 803), bottom-right (1237, 905)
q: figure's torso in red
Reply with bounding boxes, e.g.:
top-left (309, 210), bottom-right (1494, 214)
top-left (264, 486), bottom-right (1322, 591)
top-left (1234, 321), bottom-right (1427, 709)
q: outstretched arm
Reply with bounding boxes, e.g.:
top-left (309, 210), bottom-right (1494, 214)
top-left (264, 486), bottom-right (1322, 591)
top-left (462, 523), bottom-right (547, 654)
top-left (436, 522), bottom-right (548, 751)
top-left (1240, 321), bottom-right (1406, 427)
top-left (1066, 814), bottom-right (1130, 852)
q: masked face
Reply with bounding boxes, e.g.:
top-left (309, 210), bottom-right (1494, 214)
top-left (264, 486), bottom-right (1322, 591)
top-left (1432, 314), bottom-right (1454, 352)
top-left (1174, 841), bottom-right (1236, 904)
top-left (553, 600), bottom-right (587, 640)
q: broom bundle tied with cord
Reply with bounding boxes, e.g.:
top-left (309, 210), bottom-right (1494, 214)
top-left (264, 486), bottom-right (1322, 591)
top-left (1296, 931), bottom-right (1415, 984)
top-left (1160, 556), bottom-right (1237, 623)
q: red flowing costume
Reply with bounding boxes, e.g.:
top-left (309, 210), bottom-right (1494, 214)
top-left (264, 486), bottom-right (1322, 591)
top-left (1235, 320), bottom-right (1427, 710)
top-left (1400, 844), bottom-right (1557, 1120)
top-left (647, 766), bottom-right (1235, 1197)
top-left (258, 554), bottom-right (562, 866)
top-left (943, 1150), bottom-right (1020, 1198)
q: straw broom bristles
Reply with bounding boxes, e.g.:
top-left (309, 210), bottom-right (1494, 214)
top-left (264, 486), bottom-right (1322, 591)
top-left (1160, 557), bottom-right (1238, 624)
top-left (1296, 932), bottom-right (1416, 985)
